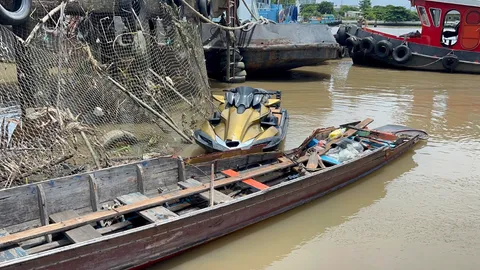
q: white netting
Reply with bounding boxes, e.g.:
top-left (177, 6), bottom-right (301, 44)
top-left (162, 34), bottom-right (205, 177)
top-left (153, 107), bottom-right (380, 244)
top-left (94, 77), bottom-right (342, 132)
top-left (0, 0), bottom-right (212, 187)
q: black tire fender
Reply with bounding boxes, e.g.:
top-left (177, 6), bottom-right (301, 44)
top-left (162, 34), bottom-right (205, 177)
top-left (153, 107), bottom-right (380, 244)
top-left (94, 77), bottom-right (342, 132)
top-left (374, 40), bottom-right (393, 58)
top-left (392, 45), bottom-right (412, 64)
top-left (0, 0), bottom-right (32, 25)
top-left (336, 26), bottom-right (348, 46)
top-left (360, 36), bottom-right (375, 54)
top-left (345, 36), bottom-right (359, 49)
top-left (442, 54), bottom-right (459, 71)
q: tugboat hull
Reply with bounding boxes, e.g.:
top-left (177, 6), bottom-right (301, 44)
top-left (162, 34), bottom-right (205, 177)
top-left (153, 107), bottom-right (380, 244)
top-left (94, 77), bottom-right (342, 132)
top-left (339, 25), bottom-right (480, 74)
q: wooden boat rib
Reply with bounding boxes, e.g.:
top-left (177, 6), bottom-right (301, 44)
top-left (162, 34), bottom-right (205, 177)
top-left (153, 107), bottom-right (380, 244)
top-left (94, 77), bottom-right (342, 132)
top-left (0, 119), bottom-right (427, 270)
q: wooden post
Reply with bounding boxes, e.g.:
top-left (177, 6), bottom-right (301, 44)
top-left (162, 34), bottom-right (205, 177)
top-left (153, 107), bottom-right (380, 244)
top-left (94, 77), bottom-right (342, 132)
top-left (177, 157), bottom-right (186, 183)
top-left (136, 165), bottom-right (145, 195)
top-left (210, 163), bottom-right (215, 207)
top-left (36, 185), bottom-right (52, 243)
top-left (88, 174), bottom-right (100, 212)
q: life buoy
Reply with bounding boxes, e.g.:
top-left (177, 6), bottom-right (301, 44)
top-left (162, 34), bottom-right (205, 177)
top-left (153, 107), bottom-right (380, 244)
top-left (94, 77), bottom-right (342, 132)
top-left (0, 0), bottom-right (31, 25)
top-left (442, 54), bottom-right (459, 71)
top-left (360, 36), bottom-right (375, 54)
top-left (392, 45), bottom-right (412, 64)
top-left (336, 26), bottom-right (348, 46)
top-left (374, 40), bottom-right (393, 58)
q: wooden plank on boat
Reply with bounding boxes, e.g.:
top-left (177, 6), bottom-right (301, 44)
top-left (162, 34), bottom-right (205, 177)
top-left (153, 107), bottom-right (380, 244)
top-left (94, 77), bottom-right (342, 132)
top-left (26, 239), bottom-right (70, 254)
top-left (96, 221), bottom-right (132, 235)
top-left (221, 169), bottom-right (269, 190)
top-left (306, 153), bottom-right (320, 170)
top-left (117, 193), bottom-right (178, 222)
top-left (49, 211), bottom-right (102, 243)
top-left (0, 186), bottom-right (41, 231)
top-left (36, 184), bottom-right (52, 243)
top-left (178, 179), bottom-right (233, 204)
top-left (0, 229), bottom-right (28, 262)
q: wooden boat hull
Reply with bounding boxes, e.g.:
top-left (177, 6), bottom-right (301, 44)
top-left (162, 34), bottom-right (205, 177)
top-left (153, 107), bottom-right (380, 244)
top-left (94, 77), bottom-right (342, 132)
top-left (0, 133), bottom-right (420, 270)
top-left (202, 23), bottom-right (340, 78)
top-left (339, 25), bottom-right (480, 74)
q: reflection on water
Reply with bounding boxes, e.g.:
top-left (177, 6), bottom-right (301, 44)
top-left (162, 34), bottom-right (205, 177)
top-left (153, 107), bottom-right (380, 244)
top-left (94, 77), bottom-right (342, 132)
top-left (152, 58), bottom-right (480, 270)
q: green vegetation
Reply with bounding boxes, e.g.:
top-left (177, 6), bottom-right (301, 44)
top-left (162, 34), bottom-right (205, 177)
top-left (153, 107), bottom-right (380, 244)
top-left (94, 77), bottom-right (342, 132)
top-left (299, 1), bottom-right (419, 22)
top-left (359, 0), bottom-right (371, 12)
top-left (363, 5), bottom-right (419, 22)
top-left (300, 2), bottom-right (334, 18)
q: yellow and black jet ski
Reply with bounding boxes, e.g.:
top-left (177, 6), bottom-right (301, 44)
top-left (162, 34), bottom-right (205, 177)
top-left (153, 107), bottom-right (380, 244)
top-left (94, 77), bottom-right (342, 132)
top-left (194, 86), bottom-right (289, 152)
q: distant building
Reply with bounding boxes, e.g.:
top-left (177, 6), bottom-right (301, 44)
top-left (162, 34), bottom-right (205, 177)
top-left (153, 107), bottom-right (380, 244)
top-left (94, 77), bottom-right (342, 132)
top-left (346, 11), bottom-right (361, 18)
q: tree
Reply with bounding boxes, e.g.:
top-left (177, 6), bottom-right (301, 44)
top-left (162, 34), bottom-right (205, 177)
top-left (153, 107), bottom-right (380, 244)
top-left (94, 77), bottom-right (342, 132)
top-left (300, 4), bottom-right (319, 18)
top-left (383, 5), bottom-right (415, 22)
top-left (359, 0), bottom-right (371, 12)
top-left (318, 1), bottom-right (334, 14)
top-left (338, 5), bottom-right (359, 17)
top-left (300, 2), bottom-right (335, 18)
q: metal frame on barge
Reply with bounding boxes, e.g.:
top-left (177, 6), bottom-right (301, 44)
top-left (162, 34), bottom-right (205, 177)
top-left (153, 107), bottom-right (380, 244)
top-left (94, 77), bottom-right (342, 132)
top-left (0, 119), bottom-right (427, 270)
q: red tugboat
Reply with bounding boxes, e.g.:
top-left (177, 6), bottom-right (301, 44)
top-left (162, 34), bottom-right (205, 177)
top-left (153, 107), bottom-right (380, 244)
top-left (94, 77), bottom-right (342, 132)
top-left (336, 0), bottom-right (480, 73)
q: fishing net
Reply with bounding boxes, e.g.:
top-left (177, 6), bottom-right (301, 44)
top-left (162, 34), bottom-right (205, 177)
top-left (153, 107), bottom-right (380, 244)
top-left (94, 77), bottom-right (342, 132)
top-left (0, 0), bottom-right (212, 188)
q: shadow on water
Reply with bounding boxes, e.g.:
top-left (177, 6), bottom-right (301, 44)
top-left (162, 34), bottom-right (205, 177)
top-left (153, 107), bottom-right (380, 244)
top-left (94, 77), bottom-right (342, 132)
top-left (209, 68), bottom-right (331, 89)
top-left (150, 145), bottom-right (421, 270)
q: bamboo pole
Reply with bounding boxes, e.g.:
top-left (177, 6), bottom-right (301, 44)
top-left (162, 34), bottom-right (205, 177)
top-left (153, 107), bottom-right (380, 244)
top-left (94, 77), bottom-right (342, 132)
top-left (107, 76), bottom-right (194, 144)
top-left (148, 69), bottom-right (194, 107)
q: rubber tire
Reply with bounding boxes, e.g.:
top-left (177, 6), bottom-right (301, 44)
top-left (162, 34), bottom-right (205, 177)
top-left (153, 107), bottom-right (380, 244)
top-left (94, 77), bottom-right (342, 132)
top-left (345, 36), bottom-right (359, 49)
top-left (235, 61), bottom-right (245, 69)
top-left (235, 70), bottom-right (247, 77)
top-left (360, 36), bottom-right (375, 54)
top-left (224, 76), bottom-right (246, 83)
top-left (442, 54), bottom-right (459, 71)
top-left (102, 130), bottom-right (139, 150)
top-left (336, 26), bottom-right (348, 46)
top-left (374, 40), bottom-right (393, 59)
top-left (392, 45), bottom-right (412, 64)
top-left (0, 0), bottom-right (31, 25)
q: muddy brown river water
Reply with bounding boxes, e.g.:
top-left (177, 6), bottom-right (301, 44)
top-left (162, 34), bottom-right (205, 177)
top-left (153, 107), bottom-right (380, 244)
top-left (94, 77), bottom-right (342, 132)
top-left (151, 41), bottom-right (480, 269)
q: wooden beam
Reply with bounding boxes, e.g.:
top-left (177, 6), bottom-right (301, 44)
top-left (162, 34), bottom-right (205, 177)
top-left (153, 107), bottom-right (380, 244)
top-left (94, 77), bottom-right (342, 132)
top-left (136, 165), bottom-right (145, 195)
top-left (36, 184), bottom-right (51, 243)
top-left (117, 193), bottom-right (178, 222)
top-left (88, 174), bottom-right (100, 212)
top-left (49, 211), bottom-right (102, 244)
top-left (96, 221), bottom-right (133, 235)
top-left (0, 119), bottom-right (373, 247)
top-left (0, 229), bottom-right (28, 262)
top-left (26, 239), bottom-right (70, 254)
top-left (178, 179), bottom-right (233, 204)
top-left (177, 157), bottom-right (186, 183)
top-left (221, 169), bottom-right (269, 191)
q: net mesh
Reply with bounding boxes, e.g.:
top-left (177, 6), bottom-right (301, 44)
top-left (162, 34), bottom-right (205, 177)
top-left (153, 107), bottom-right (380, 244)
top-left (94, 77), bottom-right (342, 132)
top-left (0, 0), bottom-right (212, 188)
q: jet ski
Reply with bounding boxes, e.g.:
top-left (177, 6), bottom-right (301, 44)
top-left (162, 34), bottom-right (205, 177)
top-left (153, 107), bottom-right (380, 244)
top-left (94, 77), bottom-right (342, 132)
top-left (194, 86), bottom-right (289, 152)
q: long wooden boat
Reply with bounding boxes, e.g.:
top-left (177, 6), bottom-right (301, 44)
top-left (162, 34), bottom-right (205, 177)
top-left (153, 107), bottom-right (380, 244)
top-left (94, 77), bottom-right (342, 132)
top-left (0, 119), bottom-right (427, 269)
top-left (336, 0), bottom-right (480, 74)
